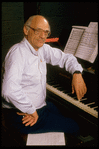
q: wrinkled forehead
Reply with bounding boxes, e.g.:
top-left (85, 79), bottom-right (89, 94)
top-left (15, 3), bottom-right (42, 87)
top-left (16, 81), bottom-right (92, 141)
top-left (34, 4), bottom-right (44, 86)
top-left (31, 16), bottom-right (50, 31)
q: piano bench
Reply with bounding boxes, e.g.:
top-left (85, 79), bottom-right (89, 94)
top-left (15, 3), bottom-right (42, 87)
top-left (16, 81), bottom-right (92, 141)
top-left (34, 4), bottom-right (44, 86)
top-left (1, 109), bottom-right (27, 147)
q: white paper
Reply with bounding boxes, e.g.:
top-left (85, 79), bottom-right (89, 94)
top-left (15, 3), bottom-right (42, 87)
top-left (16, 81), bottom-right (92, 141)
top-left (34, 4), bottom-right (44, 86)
top-left (26, 132), bottom-right (65, 146)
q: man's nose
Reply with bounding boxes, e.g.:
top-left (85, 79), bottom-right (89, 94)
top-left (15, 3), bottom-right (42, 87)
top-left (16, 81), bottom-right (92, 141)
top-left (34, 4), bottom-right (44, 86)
top-left (39, 31), bottom-right (46, 38)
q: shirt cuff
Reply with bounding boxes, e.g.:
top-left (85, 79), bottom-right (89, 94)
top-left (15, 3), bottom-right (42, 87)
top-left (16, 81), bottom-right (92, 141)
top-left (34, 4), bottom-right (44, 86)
top-left (73, 71), bottom-right (82, 75)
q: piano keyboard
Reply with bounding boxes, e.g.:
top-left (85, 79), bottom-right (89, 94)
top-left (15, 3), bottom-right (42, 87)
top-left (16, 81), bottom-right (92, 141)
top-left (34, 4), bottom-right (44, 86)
top-left (46, 83), bottom-right (98, 118)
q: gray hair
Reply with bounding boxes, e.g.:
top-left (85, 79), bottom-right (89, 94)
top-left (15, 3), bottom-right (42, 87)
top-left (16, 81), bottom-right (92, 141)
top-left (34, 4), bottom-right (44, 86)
top-left (24, 15), bottom-right (51, 32)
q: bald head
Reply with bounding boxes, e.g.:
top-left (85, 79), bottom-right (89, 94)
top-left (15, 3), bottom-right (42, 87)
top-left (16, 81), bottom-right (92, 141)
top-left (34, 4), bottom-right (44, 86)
top-left (23, 15), bottom-right (51, 51)
top-left (24, 15), bottom-right (50, 32)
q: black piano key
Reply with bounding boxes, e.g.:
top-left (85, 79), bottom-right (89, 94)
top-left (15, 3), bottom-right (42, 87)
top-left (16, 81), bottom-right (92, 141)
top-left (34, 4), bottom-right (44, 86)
top-left (66, 92), bottom-right (77, 99)
top-left (94, 108), bottom-right (98, 111)
top-left (56, 86), bottom-right (65, 91)
top-left (88, 103), bottom-right (98, 108)
top-left (52, 84), bottom-right (60, 87)
top-left (48, 82), bottom-right (54, 85)
top-left (54, 85), bottom-right (71, 93)
top-left (62, 89), bottom-right (71, 94)
top-left (48, 80), bottom-right (58, 85)
top-left (80, 97), bottom-right (87, 102)
top-left (81, 99), bottom-right (89, 104)
top-left (62, 90), bottom-right (70, 94)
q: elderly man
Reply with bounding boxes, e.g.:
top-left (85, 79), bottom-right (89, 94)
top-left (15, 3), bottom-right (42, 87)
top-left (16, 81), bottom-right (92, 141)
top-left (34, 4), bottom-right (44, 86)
top-left (2, 15), bottom-right (87, 146)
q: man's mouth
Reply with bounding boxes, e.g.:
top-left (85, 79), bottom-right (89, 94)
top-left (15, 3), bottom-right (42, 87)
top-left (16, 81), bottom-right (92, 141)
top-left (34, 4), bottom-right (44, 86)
top-left (37, 39), bottom-right (45, 43)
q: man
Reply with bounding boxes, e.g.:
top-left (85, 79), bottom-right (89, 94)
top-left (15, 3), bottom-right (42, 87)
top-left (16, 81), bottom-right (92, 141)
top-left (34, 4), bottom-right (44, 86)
top-left (2, 15), bottom-right (87, 146)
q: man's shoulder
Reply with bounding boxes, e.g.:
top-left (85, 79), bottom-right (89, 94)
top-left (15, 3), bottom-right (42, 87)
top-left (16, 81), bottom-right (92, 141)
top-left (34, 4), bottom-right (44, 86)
top-left (41, 43), bottom-right (52, 52)
top-left (43, 43), bottom-right (51, 48)
top-left (7, 38), bottom-right (27, 55)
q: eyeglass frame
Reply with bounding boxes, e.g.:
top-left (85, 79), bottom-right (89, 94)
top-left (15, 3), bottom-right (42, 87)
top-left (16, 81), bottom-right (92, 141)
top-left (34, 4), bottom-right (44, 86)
top-left (26, 25), bottom-right (51, 37)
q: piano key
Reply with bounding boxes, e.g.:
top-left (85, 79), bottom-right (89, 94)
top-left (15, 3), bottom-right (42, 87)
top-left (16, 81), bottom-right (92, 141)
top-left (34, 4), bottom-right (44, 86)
top-left (52, 84), bottom-right (60, 87)
top-left (81, 99), bottom-right (91, 104)
top-left (52, 84), bottom-right (71, 93)
top-left (47, 81), bottom-right (56, 85)
top-left (67, 93), bottom-right (77, 99)
top-left (56, 86), bottom-right (65, 91)
top-left (93, 106), bottom-right (98, 109)
top-left (95, 109), bottom-right (98, 112)
top-left (93, 107), bottom-right (98, 111)
top-left (48, 79), bottom-right (71, 91)
top-left (62, 90), bottom-right (71, 94)
top-left (80, 98), bottom-right (87, 101)
top-left (86, 102), bottom-right (95, 106)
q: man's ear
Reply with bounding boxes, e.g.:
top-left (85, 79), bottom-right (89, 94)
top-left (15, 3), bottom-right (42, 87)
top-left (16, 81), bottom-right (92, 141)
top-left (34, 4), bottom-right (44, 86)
top-left (23, 26), bottom-right (28, 36)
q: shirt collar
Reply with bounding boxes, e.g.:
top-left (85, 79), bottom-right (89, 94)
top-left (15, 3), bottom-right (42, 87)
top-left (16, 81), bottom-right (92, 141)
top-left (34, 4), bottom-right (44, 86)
top-left (22, 37), bottom-right (38, 56)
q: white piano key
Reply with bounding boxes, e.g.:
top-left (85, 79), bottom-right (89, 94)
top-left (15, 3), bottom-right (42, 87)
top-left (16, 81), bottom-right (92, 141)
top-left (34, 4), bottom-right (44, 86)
top-left (86, 102), bottom-right (95, 106)
top-left (80, 98), bottom-right (87, 101)
top-left (93, 106), bottom-right (98, 109)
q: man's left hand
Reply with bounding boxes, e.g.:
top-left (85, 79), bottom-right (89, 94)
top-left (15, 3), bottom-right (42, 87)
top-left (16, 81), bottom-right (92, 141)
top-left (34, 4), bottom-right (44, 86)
top-left (17, 111), bottom-right (38, 127)
top-left (72, 73), bottom-right (87, 100)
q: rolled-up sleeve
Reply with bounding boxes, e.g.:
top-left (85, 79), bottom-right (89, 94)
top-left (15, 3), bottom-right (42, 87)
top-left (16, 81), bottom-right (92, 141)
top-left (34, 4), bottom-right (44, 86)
top-left (43, 44), bottom-right (83, 74)
top-left (2, 46), bottom-right (36, 114)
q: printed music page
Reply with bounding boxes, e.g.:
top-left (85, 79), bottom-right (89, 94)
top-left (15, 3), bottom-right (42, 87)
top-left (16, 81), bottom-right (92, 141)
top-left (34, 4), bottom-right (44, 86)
top-left (75, 22), bottom-right (98, 63)
top-left (88, 43), bottom-right (98, 63)
top-left (64, 26), bottom-right (86, 55)
top-left (26, 132), bottom-right (65, 146)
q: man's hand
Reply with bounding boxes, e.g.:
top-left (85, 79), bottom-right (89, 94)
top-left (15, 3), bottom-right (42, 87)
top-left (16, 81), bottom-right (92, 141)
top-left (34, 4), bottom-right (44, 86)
top-left (72, 73), bottom-right (87, 100)
top-left (17, 111), bottom-right (39, 127)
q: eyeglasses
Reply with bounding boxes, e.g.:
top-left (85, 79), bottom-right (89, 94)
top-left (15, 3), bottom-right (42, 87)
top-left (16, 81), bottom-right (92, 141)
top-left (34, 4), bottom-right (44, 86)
top-left (27, 25), bottom-right (51, 37)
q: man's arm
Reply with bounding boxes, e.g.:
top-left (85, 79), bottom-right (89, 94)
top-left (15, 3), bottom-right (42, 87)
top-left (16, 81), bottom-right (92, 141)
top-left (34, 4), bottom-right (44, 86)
top-left (43, 44), bottom-right (83, 74)
top-left (43, 44), bottom-right (87, 100)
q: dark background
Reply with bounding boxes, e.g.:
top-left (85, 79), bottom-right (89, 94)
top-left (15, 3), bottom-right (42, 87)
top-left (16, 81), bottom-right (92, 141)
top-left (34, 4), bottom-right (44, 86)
top-left (24, 2), bottom-right (98, 36)
top-left (2, 2), bottom-right (98, 62)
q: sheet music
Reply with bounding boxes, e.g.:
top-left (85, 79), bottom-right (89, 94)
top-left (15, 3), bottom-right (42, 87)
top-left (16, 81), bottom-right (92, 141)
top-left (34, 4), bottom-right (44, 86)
top-left (88, 43), bottom-right (98, 63)
top-left (26, 132), bottom-right (65, 146)
top-left (87, 22), bottom-right (98, 33)
top-left (75, 22), bottom-right (98, 63)
top-left (64, 27), bottom-right (86, 55)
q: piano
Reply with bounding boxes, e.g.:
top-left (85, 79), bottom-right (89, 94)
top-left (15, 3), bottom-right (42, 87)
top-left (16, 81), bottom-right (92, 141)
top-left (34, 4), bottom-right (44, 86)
top-left (45, 27), bottom-right (98, 146)
top-left (46, 63), bottom-right (98, 121)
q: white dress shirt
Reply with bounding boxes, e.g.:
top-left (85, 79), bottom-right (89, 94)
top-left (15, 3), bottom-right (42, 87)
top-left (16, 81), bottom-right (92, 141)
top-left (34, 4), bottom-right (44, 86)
top-left (2, 37), bottom-right (83, 114)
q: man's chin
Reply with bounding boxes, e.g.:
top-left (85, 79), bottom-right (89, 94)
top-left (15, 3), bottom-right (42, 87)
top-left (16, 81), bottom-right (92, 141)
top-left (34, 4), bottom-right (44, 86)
top-left (34, 43), bottom-right (44, 51)
top-left (38, 42), bottom-right (45, 48)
